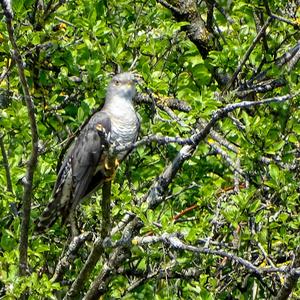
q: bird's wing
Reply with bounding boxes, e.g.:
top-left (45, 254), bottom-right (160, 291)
top-left (36, 111), bottom-right (111, 231)
top-left (70, 113), bottom-right (111, 208)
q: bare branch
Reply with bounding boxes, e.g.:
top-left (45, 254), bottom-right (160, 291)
top-left (118, 93), bottom-right (295, 154)
top-left (144, 93), bottom-right (295, 208)
top-left (223, 17), bottom-right (272, 93)
top-left (135, 92), bottom-right (191, 112)
top-left (270, 13), bottom-right (297, 26)
top-left (272, 247), bottom-right (300, 300)
top-left (101, 182), bottom-right (111, 239)
top-left (133, 234), bottom-right (300, 278)
top-left (51, 232), bottom-right (93, 283)
top-left (83, 219), bottom-right (143, 300)
top-left (133, 233), bottom-right (262, 274)
top-left (1, 0), bottom-right (39, 276)
top-left (63, 236), bottom-right (104, 300)
top-left (236, 78), bottom-right (286, 98)
top-left (277, 41), bottom-right (300, 68)
top-left (0, 134), bottom-right (13, 193)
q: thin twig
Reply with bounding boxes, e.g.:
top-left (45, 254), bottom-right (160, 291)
top-left (82, 219), bottom-right (143, 300)
top-left (0, 134), bottom-right (17, 215)
top-left (133, 234), bottom-right (300, 277)
top-left (54, 16), bottom-right (76, 28)
top-left (43, 0), bottom-right (66, 21)
top-left (173, 204), bottom-right (199, 221)
top-left (223, 17), bottom-right (272, 94)
top-left (101, 182), bottom-right (111, 239)
top-left (0, 134), bottom-right (13, 193)
top-left (156, 0), bottom-right (181, 15)
top-left (63, 237), bottom-right (104, 300)
top-left (51, 232), bottom-right (93, 282)
top-left (272, 247), bottom-right (300, 300)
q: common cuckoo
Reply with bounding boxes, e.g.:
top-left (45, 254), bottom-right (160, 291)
top-left (36, 72), bottom-right (140, 231)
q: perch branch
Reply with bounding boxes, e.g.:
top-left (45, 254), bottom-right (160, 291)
top-left (101, 181), bottom-right (111, 239)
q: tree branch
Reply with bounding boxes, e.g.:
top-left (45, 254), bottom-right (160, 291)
top-left (145, 93), bottom-right (295, 209)
top-left (0, 0), bottom-right (39, 276)
top-left (247, 40), bottom-right (300, 86)
top-left (135, 92), bottom-right (191, 112)
top-left (83, 219), bottom-right (143, 300)
top-left (133, 234), bottom-right (300, 277)
top-left (272, 247), bottom-right (300, 300)
top-left (63, 236), bottom-right (104, 299)
top-left (51, 232), bottom-right (93, 283)
top-left (223, 17), bottom-right (272, 93)
top-left (0, 134), bottom-right (18, 216)
top-left (101, 181), bottom-right (111, 239)
top-left (0, 134), bottom-right (13, 193)
top-left (120, 266), bottom-right (202, 295)
top-left (117, 93), bottom-right (295, 154)
top-left (156, 0), bottom-right (211, 58)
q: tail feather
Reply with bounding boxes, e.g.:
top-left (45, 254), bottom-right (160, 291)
top-left (35, 198), bottom-right (62, 233)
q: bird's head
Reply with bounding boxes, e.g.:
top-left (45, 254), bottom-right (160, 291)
top-left (106, 72), bottom-right (140, 102)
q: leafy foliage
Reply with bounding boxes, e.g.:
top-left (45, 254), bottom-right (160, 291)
top-left (0, 0), bottom-right (299, 299)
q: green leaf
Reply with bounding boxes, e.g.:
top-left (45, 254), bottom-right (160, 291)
top-left (269, 164), bottom-right (280, 182)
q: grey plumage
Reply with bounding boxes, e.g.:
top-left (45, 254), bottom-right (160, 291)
top-left (36, 72), bottom-right (140, 232)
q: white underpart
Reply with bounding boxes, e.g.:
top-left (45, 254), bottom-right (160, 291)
top-left (105, 95), bottom-right (139, 160)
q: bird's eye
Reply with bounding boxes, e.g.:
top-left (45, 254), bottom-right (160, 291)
top-left (114, 80), bottom-right (120, 85)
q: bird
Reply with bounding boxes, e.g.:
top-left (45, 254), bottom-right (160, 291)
top-left (36, 72), bottom-right (140, 232)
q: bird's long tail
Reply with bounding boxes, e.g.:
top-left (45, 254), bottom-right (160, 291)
top-left (35, 198), bottom-right (62, 233)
